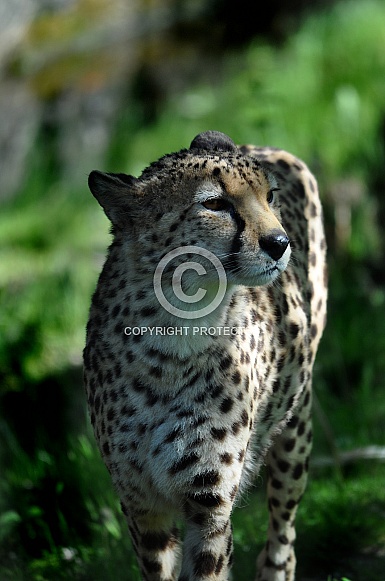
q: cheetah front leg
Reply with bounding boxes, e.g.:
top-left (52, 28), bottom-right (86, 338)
top-left (179, 500), bottom-right (234, 581)
top-left (123, 509), bottom-right (182, 581)
top-left (256, 382), bottom-right (312, 581)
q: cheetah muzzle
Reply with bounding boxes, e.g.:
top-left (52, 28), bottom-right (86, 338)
top-left (84, 130), bottom-right (327, 581)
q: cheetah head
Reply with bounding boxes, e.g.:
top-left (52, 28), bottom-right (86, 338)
top-left (88, 131), bottom-right (291, 291)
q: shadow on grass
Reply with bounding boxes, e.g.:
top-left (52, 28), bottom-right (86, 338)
top-left (231, 464), bottom-right (385, 581)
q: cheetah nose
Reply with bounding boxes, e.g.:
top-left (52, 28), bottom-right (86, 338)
top-left (259, 229), bottom-right (290, 261)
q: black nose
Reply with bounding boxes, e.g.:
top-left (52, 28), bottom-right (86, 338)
top-left (259, 229), bottom-right (290, 261)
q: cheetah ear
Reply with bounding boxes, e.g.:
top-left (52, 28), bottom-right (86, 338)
top-left (88, 170), bottom-right (138, 228)
top-left (190, 130), bottom-right (237, 153)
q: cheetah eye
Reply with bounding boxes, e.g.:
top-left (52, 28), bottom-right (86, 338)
top-left (202, 198), bottom-right (231, 212)
top-left (267, 188), bottom-right (279, 205)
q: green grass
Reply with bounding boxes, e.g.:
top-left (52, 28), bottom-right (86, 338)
top-left (0, 169), bottom-right (110, 386)
top-left (2, 461), bottom-right (384, 580)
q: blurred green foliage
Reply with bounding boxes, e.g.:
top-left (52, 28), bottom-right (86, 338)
top-left (115, 0), bottom-right (385, 191)
top-left (1, 0), bottom-right (385, 579)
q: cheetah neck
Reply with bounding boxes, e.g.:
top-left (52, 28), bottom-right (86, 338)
top-left (130, 281), bottom-right (240, 359)
top-left (141, 283), bottom-right (239, 358)
top-left (112, 242), bottom-right (247, 358)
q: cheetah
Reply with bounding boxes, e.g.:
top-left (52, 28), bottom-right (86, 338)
top-left (84, 130), bottom-right (327, 581)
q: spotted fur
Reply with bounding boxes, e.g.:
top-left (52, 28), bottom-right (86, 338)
top-left (84, 131), bottom-right (327, 581)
